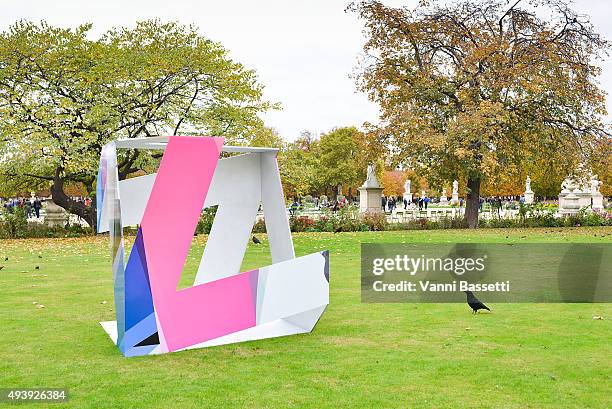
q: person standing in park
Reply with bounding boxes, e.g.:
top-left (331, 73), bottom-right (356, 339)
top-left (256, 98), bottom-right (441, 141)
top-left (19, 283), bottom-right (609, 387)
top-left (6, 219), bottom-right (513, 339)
top-left (33, 197), bottom-right (42, 218)
top-left (424, 196), bottom-right (430, 210)
top-left (290, 199), bottom-right (299, 216)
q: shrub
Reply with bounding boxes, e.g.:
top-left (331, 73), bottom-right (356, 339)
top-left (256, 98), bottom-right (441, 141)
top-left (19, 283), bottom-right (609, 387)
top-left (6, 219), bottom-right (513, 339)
top-left (290, 215), bottom-right (316, 232)
top-left (1, 207), bottom-right (28, 238)
top-left (0, 208), bottom-right (94, 239)
top-left (360, 212), bottom-right (385, 231)
top-left (252, 219), bottom-right (267, 233)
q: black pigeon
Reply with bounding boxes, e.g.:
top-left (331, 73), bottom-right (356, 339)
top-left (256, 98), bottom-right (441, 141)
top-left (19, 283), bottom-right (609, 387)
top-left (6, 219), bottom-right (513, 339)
top-left (35, 266), bottom-right (40, 270)
top-left (464, 291), bottom-right (490, 314)
top-left (252, 235), bottom-right (262, 244)
top-left (38, 255), bottom-right (43, 259)
top-left (0, 266), bottom-right (4, 270)
top-left (4, 257), bottom-right (8, 261)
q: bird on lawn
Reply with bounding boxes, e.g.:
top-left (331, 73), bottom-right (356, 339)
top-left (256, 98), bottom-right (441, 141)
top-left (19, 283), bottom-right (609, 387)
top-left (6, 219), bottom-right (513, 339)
top-left (0, 266), bottom-right (4, 270)
top-left (252, 235), bottom-right (262, 244)
top-left (464, 291), bottom-right (491, 314)
top-left (4, 257), bottom-right (8, 261)
top-left (35, 266), bottom-right (40, 270)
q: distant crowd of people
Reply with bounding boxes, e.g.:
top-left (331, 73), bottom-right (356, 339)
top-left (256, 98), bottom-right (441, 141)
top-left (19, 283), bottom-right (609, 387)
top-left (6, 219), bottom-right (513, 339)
top-left (2, 197), bottom-right (43, 218)
top-left (1, 196), bottom-right (92, 219)
top-left (289, 196), bottom-right (352, 215)
top-left (382, 196), bottom-right (434, 211)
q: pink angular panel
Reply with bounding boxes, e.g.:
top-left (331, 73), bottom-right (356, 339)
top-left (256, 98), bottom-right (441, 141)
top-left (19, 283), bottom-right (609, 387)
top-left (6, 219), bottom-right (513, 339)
top-left (140, 136), bottom-right (256, 352)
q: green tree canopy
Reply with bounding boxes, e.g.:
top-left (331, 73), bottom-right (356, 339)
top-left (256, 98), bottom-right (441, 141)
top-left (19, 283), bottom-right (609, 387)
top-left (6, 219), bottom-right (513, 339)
top-left (0, 20), bottom-right (275, 227)
top-left (317, 126), bottom-right (370, 198)
top-left (351, 0), bottom-right (610, 227)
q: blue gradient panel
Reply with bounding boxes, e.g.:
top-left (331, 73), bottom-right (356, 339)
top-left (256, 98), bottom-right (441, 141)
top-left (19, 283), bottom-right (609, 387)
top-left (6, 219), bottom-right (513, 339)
top-left (124, 228), bottom-right (156, 331)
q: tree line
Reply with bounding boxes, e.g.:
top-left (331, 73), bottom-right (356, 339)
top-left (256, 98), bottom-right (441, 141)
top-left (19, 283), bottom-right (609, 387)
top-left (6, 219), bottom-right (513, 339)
top-left (1, 0), bottom-right (610, 229)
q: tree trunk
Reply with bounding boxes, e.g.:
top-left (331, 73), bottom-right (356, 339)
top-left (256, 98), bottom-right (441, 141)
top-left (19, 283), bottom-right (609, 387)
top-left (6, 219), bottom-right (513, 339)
top-left (50, 168), bottom-right (97, 230)
top-left (464, 177), bottom-right (480, 229)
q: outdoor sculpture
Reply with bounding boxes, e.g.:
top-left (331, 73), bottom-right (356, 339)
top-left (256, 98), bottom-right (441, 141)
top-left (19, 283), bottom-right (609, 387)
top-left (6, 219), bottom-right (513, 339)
top-left (440, 188), bottom-right (448, 204)
top-left (97, 136), bottom-right (329, 357)
top-left (403, 179), bottom-right (412, 203)
top-left (358, 164), bottom-right (383, 213)
top-left (451, 180), bottom-right (459, 205)
top-left (524, 175), bottom-right (534, 204)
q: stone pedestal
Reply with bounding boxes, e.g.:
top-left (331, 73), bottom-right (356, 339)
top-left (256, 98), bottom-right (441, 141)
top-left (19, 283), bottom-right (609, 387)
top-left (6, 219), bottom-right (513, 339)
top-left (574, 189), bottom-right (592, 209)
top-left (359, 187), bottom-right (384, 214)
top-left (359, 164), bottom-right (383, 214)
top-left (559, 191), bottom-right (581, 215)
top-left (592, 193), bottom-right (604, 210)
top-left (44, 200), bottom-right (68, 227)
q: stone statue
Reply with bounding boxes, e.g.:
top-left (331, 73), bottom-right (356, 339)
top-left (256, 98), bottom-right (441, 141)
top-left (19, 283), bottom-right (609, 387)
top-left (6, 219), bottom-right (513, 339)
top-left (404, 179), bottom-right (411, 194)
top-left (524, 175), bottom-right (534, 204)
top-left (440, 188), bottom-right (448, 204)
top-left (361, 164), bottom-right (381, 188)
top-left (562, 177), bottom-right (578, 192)
top-left (451, 180), bottom-right (459, 205)
top-left (403, 178), bottom-right (413, 203)
top-left (525, 176), bottom-right (532, 192)
top-left (590, 175), bottom-right (602, 194)
top-left (367, 165), bottom-right (375, 181)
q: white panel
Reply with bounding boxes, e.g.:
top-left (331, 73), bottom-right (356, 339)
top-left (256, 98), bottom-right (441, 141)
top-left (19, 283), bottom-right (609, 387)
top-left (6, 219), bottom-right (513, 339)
top-left (179, 319), bottom-right (306, 350)
top-left (282, 305), bottom-right (328, 332)
top-left (203, 154), bottom-right (261, 207)
top-left (257, 252), bottom-right (328, 325)
top-left (260, 153), bottom-right (295, 263)
top-left (118, 173), bottom-right (157, 227)
top-left (195, 154), bottom-right (262, 284)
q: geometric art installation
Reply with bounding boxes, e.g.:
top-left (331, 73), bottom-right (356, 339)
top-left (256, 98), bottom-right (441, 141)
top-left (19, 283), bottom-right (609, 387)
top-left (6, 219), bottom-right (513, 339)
top-left (96, 136), bottom-right (329, 357)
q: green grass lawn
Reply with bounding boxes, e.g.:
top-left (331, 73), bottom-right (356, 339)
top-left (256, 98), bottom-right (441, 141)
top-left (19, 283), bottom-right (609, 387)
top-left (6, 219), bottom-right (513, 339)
top-left (1, 228), bottom-right (611, 408)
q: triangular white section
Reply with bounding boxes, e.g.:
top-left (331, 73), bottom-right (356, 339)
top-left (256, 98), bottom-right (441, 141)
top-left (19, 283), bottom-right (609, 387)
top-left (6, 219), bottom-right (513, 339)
top-left (178, 318), bottom-right (306, 351)
top-left (100, 321), bottom-right (118, 344)
top-left (282, 305), bottom-right (328, 332)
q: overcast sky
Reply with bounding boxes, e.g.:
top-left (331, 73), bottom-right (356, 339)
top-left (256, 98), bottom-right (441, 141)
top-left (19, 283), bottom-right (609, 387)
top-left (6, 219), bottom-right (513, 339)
top-left (1, 0), bottom-right (611, 140)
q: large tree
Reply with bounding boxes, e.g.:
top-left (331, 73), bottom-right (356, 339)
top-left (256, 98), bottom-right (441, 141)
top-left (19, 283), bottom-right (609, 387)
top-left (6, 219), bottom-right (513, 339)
top-left (0, 20), bottom-right (274, 228)
top-left (351, 0), bottom-right (610, 227)
top-left (317, 126), bottom-right (370, 199)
